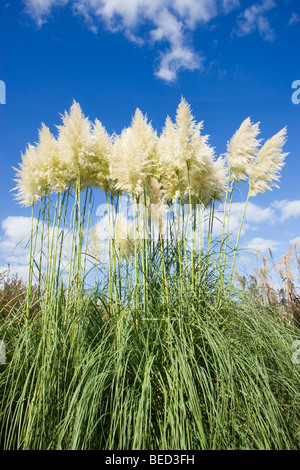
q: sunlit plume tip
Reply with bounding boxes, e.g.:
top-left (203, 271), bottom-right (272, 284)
top-left (227, 117), bottom-right (261, 182)
top-left (249, 127), bottom-right (288, 196)
top-left (110, 108), bottom-right (158, 196)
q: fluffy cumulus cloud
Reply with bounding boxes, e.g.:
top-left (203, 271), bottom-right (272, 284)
top-left (212, 200), bottom-right (276, 238)
top-left (232, 201), bottom-right (275, 224)
top-left (272, 200), bottom-right (300, 222)
top-left (23, 0), bottom-right (285, 81)
top-left (0, 216), bottom-right (34, 267)
top-left (247, 236), bottom-right (280, 253)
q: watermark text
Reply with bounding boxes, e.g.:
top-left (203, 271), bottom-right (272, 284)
top-left (0, 80), bottom-right (6, 105)
top-left (0, 341), bottom-right (6, 364)
top-left (292, 80), bottom-right (300, 105)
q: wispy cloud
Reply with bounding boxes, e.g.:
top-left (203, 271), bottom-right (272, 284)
top-left (290, 235), bottom-right (300, 246)
top-left (24, 0), bottom-right (69, 27)
top-left (288, 12), bottom-right (300, 27)
top-left (234, 0), bottom-right (276, 41)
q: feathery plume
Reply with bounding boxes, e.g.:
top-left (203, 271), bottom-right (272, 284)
top-left (249, 127), bottom-right (288, 196)
top-left (36, 124), bottom-right (71, 193)
top-left (209, 156), bottom-right (228, 202)
top-left (56, 100), bottom-right (94, 188)
top-left (227, 117), bottom-right (261, 181)
top-left (88, 119), bottom-right (112, 189)
top-left (157, 115), bottom-right (184, 202)
top-left (158, 98), bottom-right (223, 204)
top-left (110, 109), bottom-right (158, 196)
top-left (14, 124), bottom-right (68, 206)
top-left (158, 99), bottom-right (203, 201)
top-left (14, 144), bottom-right (43, 206)
top-left (188, 136), bottom-right (224, 206)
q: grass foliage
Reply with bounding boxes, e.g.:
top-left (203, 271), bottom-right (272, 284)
top-left (0, 253), bottom-right (299, 449)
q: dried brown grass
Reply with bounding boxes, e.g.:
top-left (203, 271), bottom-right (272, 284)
top-left (0, 270), bottom-right (39, 319)
top-left (237, 244), bottom-right (300, 326)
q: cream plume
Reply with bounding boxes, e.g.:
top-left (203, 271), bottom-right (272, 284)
top-left (56, 100), bottom-right (94, 188)
top-left (14, 124), bottom-right (69, 206)
top-left (110, 109), bottom-right (158, 196)
top-left (209, 156), bottom-right (228, 203)
top-left (37, 124), bottom-right (71, 193)
top-left (249, 127), bottom-right (288, 196)
top-left (88, 119), bottom-right (112, 189)
top-left (14, 144), bottom-right (42, 207)
top-left (158, 98), bottom-right (223, 204)
top-left (157, 115), bottom-right (183, 202)
top-left (227, 117), bottom-right (261, 182)
top-left (14, 100), bottom-right (288, 210)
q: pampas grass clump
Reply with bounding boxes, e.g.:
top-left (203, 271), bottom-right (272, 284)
top-left (0, 98), bottom-right (298, 451)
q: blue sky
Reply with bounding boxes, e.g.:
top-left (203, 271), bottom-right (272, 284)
top-left (0, 0), bottom-right (300, 280)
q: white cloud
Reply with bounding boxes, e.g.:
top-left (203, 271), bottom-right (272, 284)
top-left (1, 216), bottom-right (34, 243)
top-left (0, 215), bottom-right (73, 282)
top-left (288, 12), bottom-right (300, 26)
top-left (272, 200), bottom-right (300, 221)
top-left (222, 0), bottom-right (240, 14)
top-left (72, 0), bottom-right (221, 81)
top-left (24, 0), bottom-right (69, 26)
top-left (235, 0), bottom-right (276, 41)
top-left (212, 200), bottom-right (276, 239)
top-left (290, 236), bottom-right (300, 246)
top-left (0, 216), bottom-right (35, 267)
top-left (22, 0), bottom-right (249, 81)
top-left (0, 264), bottom-right (31, 283)
top-left (238, 201), bottom-right (275, 224)
top-left (155, 45), bottom-right (203, 81)
top-left (247, 237), bottom-right (280, 253)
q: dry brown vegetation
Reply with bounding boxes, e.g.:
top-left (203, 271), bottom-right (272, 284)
top-left (237, 243), bottom-right (300, 326)
top-left (0, 270), bottom-right (39, 319)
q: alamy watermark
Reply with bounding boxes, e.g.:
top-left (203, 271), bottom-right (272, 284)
top-left (0, 80), bottom-right (6, 105)
top-left (0, 341), bottom-right (6, 364)
top-left (95, 200), bottom-right (210, 247)
top-left (292, 80), bottom-right (300, 105)
top-left (292, 340), bottom-right (300, 365)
